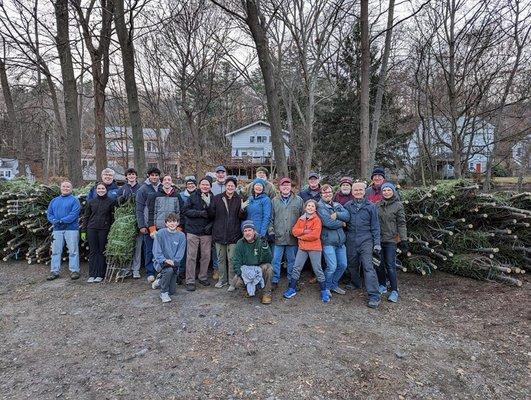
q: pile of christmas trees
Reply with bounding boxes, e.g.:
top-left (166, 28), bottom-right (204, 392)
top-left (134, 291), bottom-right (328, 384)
top-left (400, 180), bottom-right (529, 286)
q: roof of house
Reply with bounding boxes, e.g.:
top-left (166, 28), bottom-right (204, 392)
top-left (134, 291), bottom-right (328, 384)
top-left (225, 120), bottom-right (289, 137)
top-left (0, 158), bottom-right (19, 169)
top-left (105, 127), bottom-right (171, 142)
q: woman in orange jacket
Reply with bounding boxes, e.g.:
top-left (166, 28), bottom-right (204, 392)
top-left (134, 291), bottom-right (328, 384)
top-left (283, 199), bottom-right (329, 302)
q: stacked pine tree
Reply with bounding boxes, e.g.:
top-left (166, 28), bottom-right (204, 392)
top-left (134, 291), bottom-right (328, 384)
top-left (400, 180), bottom-right (530, 286)
top-left (0, 178), bottom-right (90, 265)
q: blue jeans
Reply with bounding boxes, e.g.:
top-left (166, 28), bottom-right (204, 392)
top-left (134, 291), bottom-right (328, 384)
top-left (376, 242), bottom-right (398, 292)
top-left (143, 234), bottom-right (155, 276)
top-left (323, 244), bottom-right (347, 290)
top-left (51, 230), bottom-right (79, 274)
top-left (272, 245), bottom-right (297, 283)
top-left (211, 243), bottom-right (219, 270)
top-left (347, 241), bottom-right (380, 301)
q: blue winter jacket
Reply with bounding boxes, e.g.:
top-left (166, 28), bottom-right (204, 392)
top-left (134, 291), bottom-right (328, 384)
top-left (152, 228), bottom-right (187, 273)
top-left (87, 180), bottom-right (120, 201)
top-left (245, 179), bottom-right (272, 236)
top-left (47, 194), bottom-right (81, 231)
top-left (317, 199), bottom-right (349, 247)
top-left (344, 198), bottom-right (381, 247)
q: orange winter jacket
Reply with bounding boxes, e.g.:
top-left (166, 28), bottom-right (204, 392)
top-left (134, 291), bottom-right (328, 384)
top-left (291, 213), bottom-right (322, 251)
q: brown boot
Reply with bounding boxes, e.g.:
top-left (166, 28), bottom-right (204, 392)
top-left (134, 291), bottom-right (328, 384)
top-left (261, 294), bottom-right (272, 304)
top-left (212, 270), bottom-right (219, 280)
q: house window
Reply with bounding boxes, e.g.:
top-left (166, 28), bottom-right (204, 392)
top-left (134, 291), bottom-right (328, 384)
top-left (257, 136), bottom-right (267, 143)
top-left (241, 151), bottom-right (248, 156)
top-left (269, 136), bottom-right (272, 143)
top-left (146, 141), bottom-right (158, 152)
top-left (250, 136), bottom-right (255, 143)
top-left (468, 162), bottom-right (474, 170)
top-left (0, 170), bottom-right (11, 178)
top-left (516, 147), bottom-right (522, 157)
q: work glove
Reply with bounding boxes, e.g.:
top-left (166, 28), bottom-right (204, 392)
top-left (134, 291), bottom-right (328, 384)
top-left (80, 231), bottom-right (87, 241)
top-left (373, 245), bottom-right (381, 256)
top-left (398, 241), bottom-right (409, 254)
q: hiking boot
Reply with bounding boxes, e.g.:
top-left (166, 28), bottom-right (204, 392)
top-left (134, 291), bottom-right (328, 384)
top-left (283, 287), bottom-right (297, 299)
top-left (151, 279), bottom-right (160, 290)
top-left (147, 275), bottom-right (155, 283)
top-left (261, 294), bottom-right (272, 304)
top-left (87, 277), bottom-right (95, 283)
top-left (320, 289), bottom-right (330, 303)
top-left (227, 285), bottom-right (236, 292)
top-left (160, 292), bottom-right (171, 303)
top-left (198, 279), bottom-right (210, 286)
top-left (388, 290), bottom-right (399, 303)
top-left (379, 285), bottom-right (388, 294)
top-left (186, 283), bottom-right (196, 292)
top-left (368, 298), bottom-right (381, 309)
top-left (47, 273), bottom-right (59, 281)
top-left (93, 277), bottom-right (103, 283)
top-left (212, 270), bottom-right (219, 280)
top-left (133, 271), bottom-right (141, 279)
top-left (215, 280), bottom-right (227, 288)
top-left (331, 287), bottom-right (346, 295)
top-left (70, 272), bottom-right (80, 280)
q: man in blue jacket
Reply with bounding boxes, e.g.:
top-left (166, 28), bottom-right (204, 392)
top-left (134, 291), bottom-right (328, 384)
top-left (46, 180), bottom-right (81, 280)
top-left (344, 181), bottom-right (382, 308)
top-left (317, 184), bottom-right (350, 297)
top-left (87, 168), bottom-right (120, 201)
top-left (135, 166), bottom-right (161, 283)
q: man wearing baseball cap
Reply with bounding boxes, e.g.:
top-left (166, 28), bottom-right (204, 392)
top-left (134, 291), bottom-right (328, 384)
top-left (211, 166), bottom-right (227, 196)
top-left (231, 220), bottom-right (273, 304)
top-left (299, 172), bottom-right (322, 203)
top-left (268, 177), bottom-right (304, 288)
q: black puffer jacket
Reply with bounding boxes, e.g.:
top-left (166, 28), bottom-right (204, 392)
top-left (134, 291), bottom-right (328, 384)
top-left (208, 192), bottom-right (243, 244)
top-left (82, 194), bottom-right (116, 231)
top-left (182, 189), bottom-right (213, 236)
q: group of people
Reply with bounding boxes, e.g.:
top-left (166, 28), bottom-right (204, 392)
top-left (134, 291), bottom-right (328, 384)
top-left (46, 165), bottom-right (407, 309)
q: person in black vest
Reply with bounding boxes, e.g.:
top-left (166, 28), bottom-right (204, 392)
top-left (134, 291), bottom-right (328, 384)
top-left (81, 182), bottom-right (116, 282)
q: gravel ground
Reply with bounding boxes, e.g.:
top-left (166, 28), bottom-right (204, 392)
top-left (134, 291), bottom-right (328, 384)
top-left (0, 261), bottom-right (529, 400)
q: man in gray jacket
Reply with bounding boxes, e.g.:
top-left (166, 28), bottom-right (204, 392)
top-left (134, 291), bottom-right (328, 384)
top-left (268, 177), bottom-right (304, 287)
top-left (135, 166), bottom-right (161, 282)
top-left (317, 184), bottom-right (350, 297)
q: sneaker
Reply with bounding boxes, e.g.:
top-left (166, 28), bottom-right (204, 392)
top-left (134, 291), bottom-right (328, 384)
top-left (47, 273), bottom-right (59, 281)
top-left (70, 272), bottom-right (80, 280)
top-left (87, 277), bottom-right (95, 283)
top-left (388, 290), bottom-right (399, 303)
top-left (186, 283), bottom-right (196, 292)
top-left (227, 285), bottom-right (236, 292)
top-left (198, 279), bottom-right (210, 286)
top-left (133, 271), bottom-right (141, 279)
top-left (331, 287), bottom-right (346, 295)
top-left (379, 285), bottom-right (388, 294)
top-left (261, 294), bottom-right (272, 304)
top-left (160, 292), bottom-right (171, 303)
top-left (321, 289), bottom-right (330, 303)
top-left (368, 298), bottom-right (381, 309)
top-left (212, 270), bottom-right (219, 280)
top-left (151, 279), bottom-right (160, 290)
top-left (215, 280), bottom-right (227, 288)
top-left (147, 275), bottom-right (155, 283)
top-left (94, 277), bottom-right (103, 283)
top-left (283, 287), bottom-right (297, 299)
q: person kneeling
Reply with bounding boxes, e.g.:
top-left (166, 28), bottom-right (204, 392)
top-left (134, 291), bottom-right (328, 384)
top-left (153, 213), bottom-right (186, 303)
top-left (231, 220), bottom-right (273, 304)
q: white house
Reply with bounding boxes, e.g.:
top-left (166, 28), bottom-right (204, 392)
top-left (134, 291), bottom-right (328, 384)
top-left (0, 158), bottom-right (19, 180)
top-left (512, 134), bottom-right (530, 169)
top-left (225, 121), bottom-right (290, 163)
top-left (407, 116), bottom-right (494, 176)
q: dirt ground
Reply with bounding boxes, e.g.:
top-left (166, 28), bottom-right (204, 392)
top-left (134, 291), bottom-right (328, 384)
top-left (0, 262), bottom-right (529, 400)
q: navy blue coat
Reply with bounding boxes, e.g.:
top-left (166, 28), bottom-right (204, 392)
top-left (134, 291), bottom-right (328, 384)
top-left (344, 198), bottom-right (381, 247)
top-left (317, 199), bottom-right (349, 247)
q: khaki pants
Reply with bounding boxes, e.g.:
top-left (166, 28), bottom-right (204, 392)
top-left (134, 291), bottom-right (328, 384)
top-left (232, 263), bottom-right (273, 295)
top-left (185, 233), bottom-right (212, 284)
top-left (215, 243), bottom-right (237, 284)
